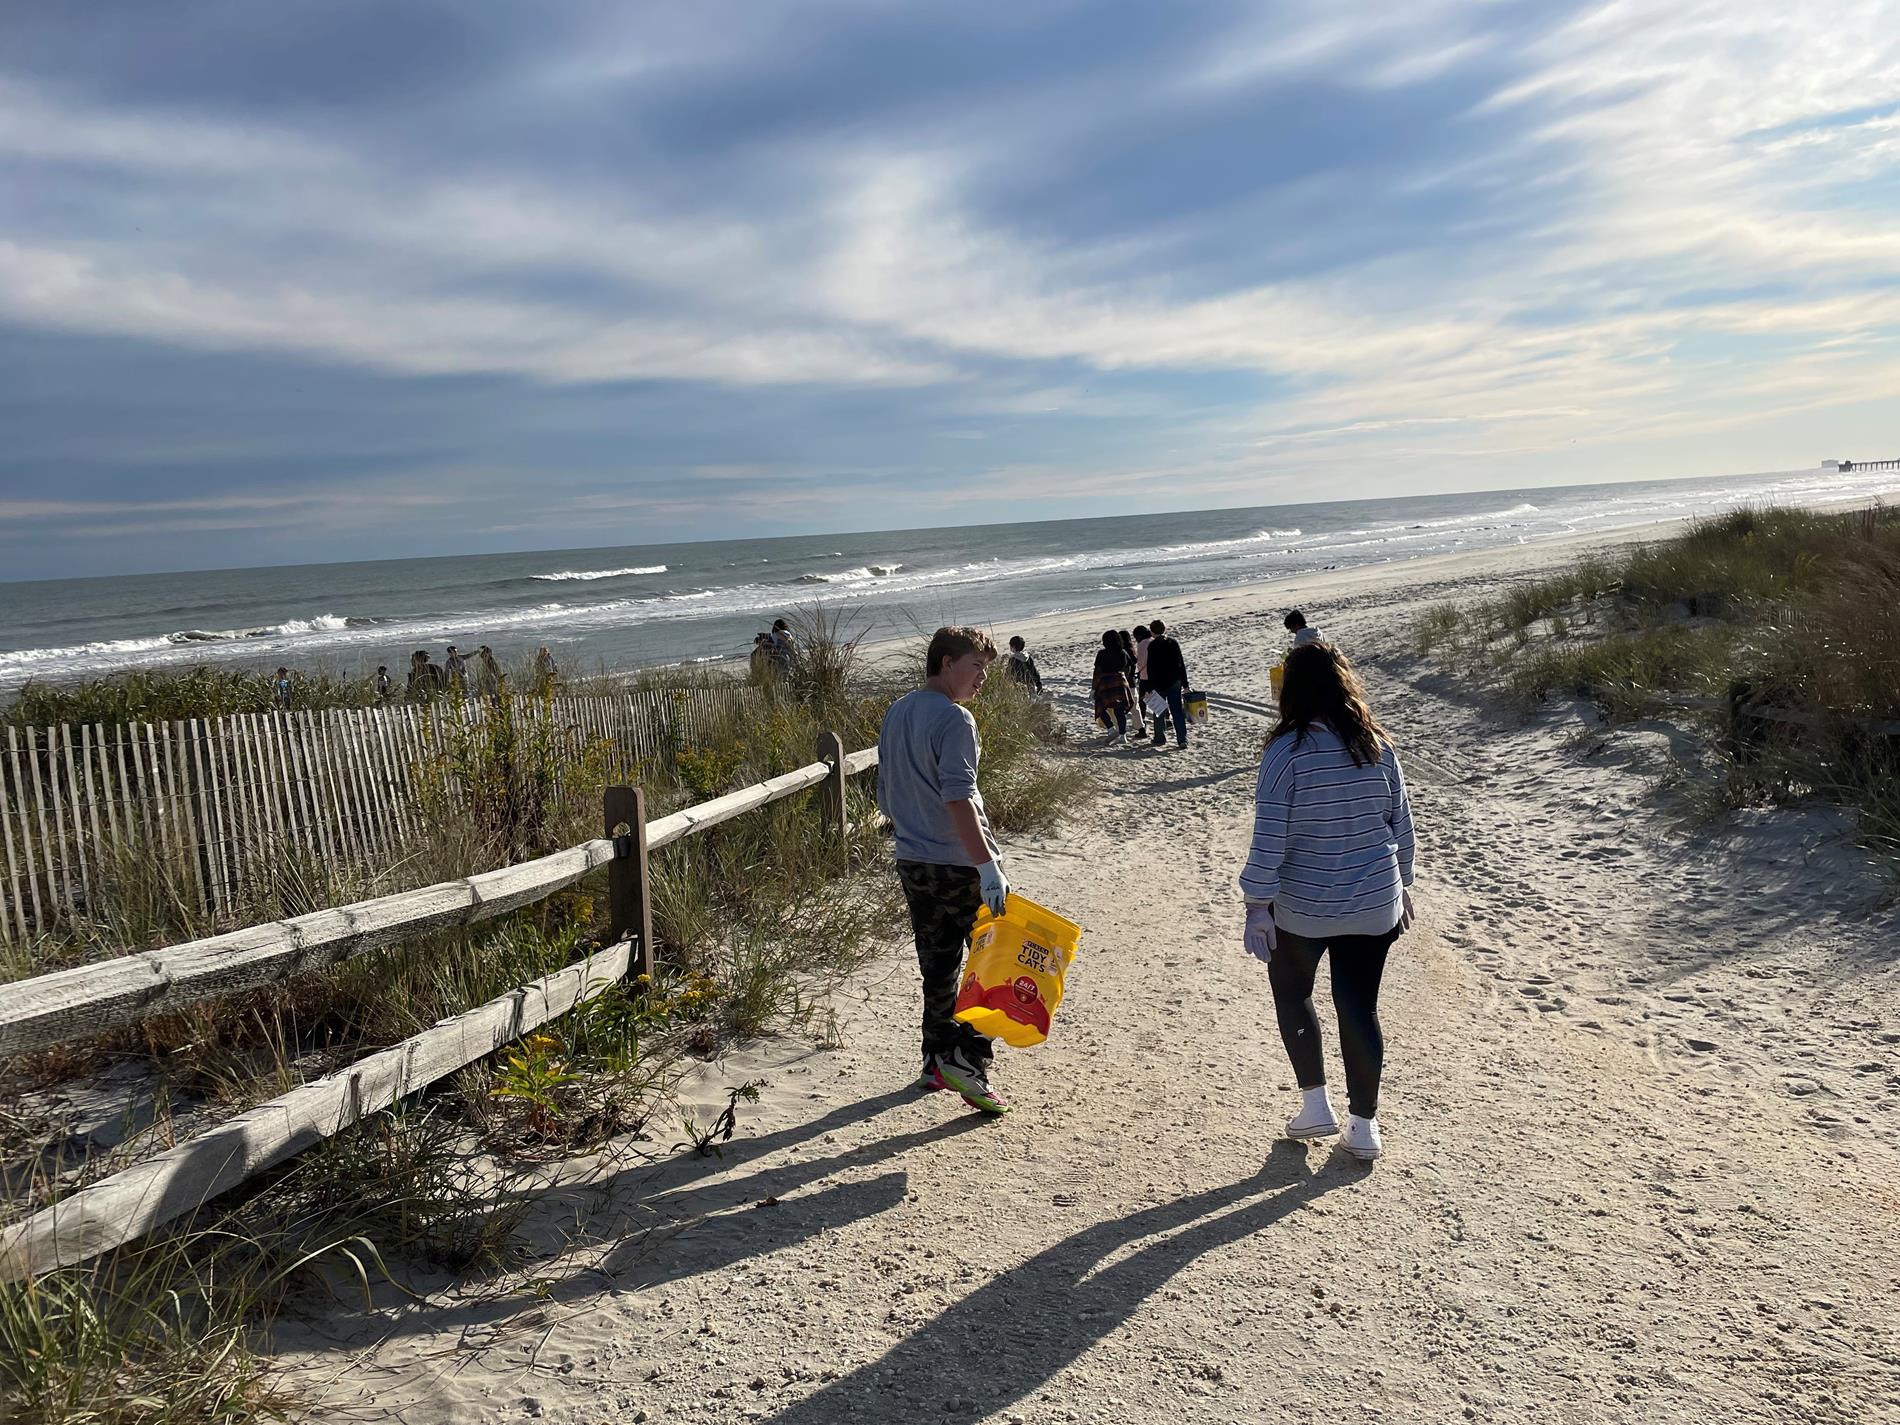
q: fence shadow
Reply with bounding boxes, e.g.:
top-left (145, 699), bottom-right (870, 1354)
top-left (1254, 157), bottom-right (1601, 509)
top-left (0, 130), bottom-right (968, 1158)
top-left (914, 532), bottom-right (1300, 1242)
top-left (348, 1088), bottom-right (991, 1346)
top-left (764, 1140), bottom-right (1356, 1422)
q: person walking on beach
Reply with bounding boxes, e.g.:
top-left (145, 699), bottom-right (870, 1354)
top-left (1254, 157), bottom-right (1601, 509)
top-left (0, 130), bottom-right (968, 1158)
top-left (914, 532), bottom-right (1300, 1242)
top-left (1135, 623), bottom-right (1155, 713)
top-left (533, 646), bottom-right (557, 695)
top-left (769, 618), bottom-right (796, 676)
top-left (1092, 630), bottom-right (1133, 742)
top-left (1003, 635), bottom-right (1044, 692)
top-left (476, 645), bottom-right (502, 699)
top-left (444, 645), bottom-right (466, 695)
top-left (1119, 629), bottom-right (1145, 736)
top-left (374, 665), bottom-right (393, 702)
top-left (877, 626), bottom-right (1012, 1116)
top-left (1144, 618), bottom-right (1190, 748)
top-left (409, 649), bottom-right (444, 700)
top-left (1239, 641), bottom-right (1416, 1161)
top-left (272, 667), bottom-right (293, 710)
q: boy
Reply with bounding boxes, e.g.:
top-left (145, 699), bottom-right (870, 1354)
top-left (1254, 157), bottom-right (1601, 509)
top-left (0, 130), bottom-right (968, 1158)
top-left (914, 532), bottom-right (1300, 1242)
top-left (1284, 608), bottom-right (1323, 648)
top-left (1003, 635), bottom-right (1043, 691)
top-left (1144, 617), bottom-right (1190, 748)
top-left (877, 626), bottom-right (1012, 1114)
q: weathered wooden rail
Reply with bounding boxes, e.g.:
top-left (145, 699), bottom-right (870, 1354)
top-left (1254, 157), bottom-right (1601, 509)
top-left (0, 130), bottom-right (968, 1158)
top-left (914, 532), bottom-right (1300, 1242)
top-left (0, 686), bottom-right (757, 942)
top-left (0, 736), bottom-right (881, 1280)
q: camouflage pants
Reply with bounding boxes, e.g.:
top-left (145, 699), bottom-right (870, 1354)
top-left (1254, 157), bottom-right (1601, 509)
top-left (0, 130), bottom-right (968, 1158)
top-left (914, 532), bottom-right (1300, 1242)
top-left (895, 860), bottom-right (992, 1067)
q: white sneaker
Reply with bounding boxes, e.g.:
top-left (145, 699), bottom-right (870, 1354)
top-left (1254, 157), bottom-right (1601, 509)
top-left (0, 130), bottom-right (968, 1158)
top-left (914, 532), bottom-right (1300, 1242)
top-left (1341, 1114), bottom-right (1382, 1160)
top-left (1285, 1100), bottom-right (1340, 1140)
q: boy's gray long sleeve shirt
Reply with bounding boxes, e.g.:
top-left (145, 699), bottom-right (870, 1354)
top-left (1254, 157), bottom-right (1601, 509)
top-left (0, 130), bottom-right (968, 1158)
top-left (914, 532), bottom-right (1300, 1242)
top-left (877, 689), bottom-right (998, 866)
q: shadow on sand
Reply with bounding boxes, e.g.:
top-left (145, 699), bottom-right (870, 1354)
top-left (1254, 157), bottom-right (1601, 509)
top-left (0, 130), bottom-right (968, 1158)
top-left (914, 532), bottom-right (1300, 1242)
top-left (350, 1087), bottom-right (990, 1347)
top-left (763, 1139), bottom-right (1359, 1422)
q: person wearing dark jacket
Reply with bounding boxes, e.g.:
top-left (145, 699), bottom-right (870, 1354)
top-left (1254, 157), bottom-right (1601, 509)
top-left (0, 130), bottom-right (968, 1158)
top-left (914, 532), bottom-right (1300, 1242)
top-left (1003, 635), bottom-right (1043, 692)
top-left (1144, 617), bottom-right (1190, 748)
top-left (1118, 630), bottom-right (1145, 736)
top-left (1092, 630), bottom-right (1132, 741)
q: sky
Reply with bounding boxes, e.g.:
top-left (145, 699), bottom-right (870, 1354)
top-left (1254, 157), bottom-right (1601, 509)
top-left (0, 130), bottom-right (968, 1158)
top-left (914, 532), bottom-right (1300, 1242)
top-left (2, 1), bottom-right (1898, 580)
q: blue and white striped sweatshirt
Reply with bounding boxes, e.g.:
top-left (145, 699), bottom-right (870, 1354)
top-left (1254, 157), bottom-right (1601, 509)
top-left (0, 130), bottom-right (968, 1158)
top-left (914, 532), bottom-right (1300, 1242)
top-left (1238, 724), bottom-right (1416, 937)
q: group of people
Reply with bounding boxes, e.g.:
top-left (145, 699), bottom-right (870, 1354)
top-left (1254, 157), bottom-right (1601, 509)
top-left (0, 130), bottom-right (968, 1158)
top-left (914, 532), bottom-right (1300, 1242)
top-left (878, 608), bottom-right (1414, 1163)
top-left (993, 618), bottom-right (1195, 749)
top-left (1087, 618), bottom-right (1192, 748)
top-left (393, 644), bottom-right (559, 701)
top-left (748, 619), bottom-right (797, 680)
top-left (268, 644), bottom-right (560, 710)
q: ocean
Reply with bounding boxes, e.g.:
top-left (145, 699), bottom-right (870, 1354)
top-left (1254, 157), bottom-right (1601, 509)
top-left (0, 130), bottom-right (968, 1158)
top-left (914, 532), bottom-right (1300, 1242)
top-left (5, 466), bottom-right (1897, 692)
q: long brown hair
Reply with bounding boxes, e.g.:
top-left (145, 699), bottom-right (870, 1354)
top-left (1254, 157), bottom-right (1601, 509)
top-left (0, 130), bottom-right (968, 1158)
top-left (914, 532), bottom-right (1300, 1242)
top-left (1268, 642), bottom-right (1390, 767)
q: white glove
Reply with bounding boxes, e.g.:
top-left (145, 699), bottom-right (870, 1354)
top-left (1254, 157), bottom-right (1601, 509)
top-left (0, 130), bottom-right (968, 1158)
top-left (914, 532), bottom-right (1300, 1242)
top-left (978, 861), bottom-right (1010, 918)
top-left (1244, 903), bottom-right (1277, 963)
top-left (1399, 887), bottom-right (1416, 932)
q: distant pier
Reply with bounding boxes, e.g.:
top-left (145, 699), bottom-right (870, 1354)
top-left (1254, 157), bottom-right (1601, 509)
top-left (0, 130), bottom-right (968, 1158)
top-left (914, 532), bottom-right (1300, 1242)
top-left (1833, 457), bottom-right (1900, 472)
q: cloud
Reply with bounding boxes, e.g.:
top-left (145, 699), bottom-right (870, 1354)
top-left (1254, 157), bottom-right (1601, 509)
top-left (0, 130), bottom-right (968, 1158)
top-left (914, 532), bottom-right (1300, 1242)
top-left (2, 1), bottom-right (1899, 578)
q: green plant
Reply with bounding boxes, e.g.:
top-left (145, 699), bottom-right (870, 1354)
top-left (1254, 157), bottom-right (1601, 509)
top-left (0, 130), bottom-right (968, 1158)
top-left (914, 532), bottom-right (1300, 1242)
top-left (676, 743), bottom-right (746, 800)
top-left (490, 1032), bottom-right (579, 1141)
top-left (414, 683), bottom-right (611, 864)
top-left (0, 1221), bottom-right (374, 1425)
top-left (676, 1080), bottom-right (763, 1157)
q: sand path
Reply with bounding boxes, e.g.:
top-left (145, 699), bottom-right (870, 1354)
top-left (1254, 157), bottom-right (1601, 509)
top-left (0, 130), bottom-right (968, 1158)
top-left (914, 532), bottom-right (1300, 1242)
top-left (281, 556), bottom-right (1900, 1424)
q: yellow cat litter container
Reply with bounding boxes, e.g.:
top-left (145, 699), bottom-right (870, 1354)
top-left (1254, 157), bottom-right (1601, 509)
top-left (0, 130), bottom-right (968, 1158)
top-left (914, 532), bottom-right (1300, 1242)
top-left (1270, 662), bottom-right (1285, 698)
top-left (1185, 690), bottom-right (1209, 723)
top-left (954, 893), bottom-right (1082, 1048)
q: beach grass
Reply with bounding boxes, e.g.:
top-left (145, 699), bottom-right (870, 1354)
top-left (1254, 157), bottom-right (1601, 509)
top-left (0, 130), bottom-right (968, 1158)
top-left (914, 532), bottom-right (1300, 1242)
top-left (0, 619), bottom-right (1095, 1423)
top-left (1, 655), bottom-right (620, 729)
top-left (1416, 503), bottom-right (1900, 859)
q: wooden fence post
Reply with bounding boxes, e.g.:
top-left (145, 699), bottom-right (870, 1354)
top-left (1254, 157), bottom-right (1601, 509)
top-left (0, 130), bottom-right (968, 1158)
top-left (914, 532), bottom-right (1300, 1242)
top-left (603, 785), bottom-right (653, 980)
top-left (816, 730), bottom-right (848, 869)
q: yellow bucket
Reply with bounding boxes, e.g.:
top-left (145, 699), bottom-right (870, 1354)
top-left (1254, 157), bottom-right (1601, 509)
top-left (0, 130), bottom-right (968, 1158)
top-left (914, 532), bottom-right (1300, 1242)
top-left (1269, 662), bottom-right (1285, 698)
top-left (954, 892), bottom-right (1082, 1048)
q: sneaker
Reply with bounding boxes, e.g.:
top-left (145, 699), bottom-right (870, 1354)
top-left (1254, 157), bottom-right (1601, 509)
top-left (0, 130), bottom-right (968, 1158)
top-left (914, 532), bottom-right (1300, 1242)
top-left (932, 1047), bottom-right (1009, 1115)
top-left (1285, 1102), bottom-right (1341, 1140)
top-left (1340, 1114), bottom-right (1382, 1160)
top-left (913, 1057), bottom-right (943, 1092)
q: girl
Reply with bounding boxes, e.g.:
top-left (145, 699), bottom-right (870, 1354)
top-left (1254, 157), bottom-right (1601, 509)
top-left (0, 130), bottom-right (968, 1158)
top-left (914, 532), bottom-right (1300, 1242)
top-left (1092, 629), bottom-right (1132, 742)
top-left (1239, 641), bottom-right (1415, 1160)
top-left (1119, 629), bottom-right (1145, 735)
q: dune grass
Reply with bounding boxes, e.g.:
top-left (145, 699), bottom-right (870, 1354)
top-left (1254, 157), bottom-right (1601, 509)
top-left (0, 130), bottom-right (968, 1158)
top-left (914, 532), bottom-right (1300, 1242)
top-left (2, 654), bottom-right (624, 730)
top-left (1415, 503), bottom-right (1900, 860)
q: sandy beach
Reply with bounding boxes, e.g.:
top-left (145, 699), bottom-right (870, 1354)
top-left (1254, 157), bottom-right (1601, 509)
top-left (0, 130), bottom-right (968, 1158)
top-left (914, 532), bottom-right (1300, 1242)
top-left (270, 519), bottom-right (1900, 1424)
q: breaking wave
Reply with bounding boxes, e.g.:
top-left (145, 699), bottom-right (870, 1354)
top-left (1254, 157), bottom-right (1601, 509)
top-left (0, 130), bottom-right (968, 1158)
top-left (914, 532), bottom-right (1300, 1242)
top-left (531, 565), bottom-right (667, 581)
top-left (795, 564), bottom-right (904, 585)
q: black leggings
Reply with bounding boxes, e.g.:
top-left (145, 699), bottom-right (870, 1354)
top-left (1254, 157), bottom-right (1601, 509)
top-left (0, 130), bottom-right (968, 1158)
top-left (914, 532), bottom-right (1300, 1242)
top-left (1267, 925), bottom-right (1397, 1118)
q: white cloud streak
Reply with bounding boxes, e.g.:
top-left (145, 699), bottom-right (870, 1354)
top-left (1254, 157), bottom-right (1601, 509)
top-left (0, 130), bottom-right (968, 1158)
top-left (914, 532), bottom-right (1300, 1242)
top-left (1, 1), bottom-right (1898, 494)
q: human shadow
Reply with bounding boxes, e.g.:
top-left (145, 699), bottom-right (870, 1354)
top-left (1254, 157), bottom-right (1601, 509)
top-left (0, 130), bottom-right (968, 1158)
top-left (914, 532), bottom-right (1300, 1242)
top-left (765, 1142), bottom-right (1357, 1423)
top-left (1109, 764), bottom-right (1252, 795)
top-left (1206, 693), bottom-right (1279, 720)
top-left (354, 1089), bottom-right (989, 1344)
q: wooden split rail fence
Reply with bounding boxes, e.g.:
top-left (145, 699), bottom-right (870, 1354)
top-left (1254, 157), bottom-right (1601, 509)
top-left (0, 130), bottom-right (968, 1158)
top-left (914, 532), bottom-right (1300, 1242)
top-left (0, 686), bottom-right (756, 943)
top-left (0, 736), bottom-right (881, 1279)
